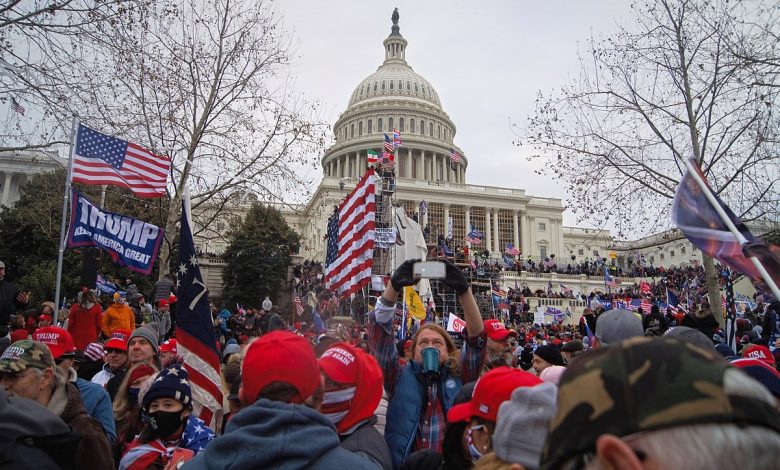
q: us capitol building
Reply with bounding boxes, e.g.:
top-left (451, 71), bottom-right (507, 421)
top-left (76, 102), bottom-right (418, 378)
top-left (287, 14), bottom-right (570, 265)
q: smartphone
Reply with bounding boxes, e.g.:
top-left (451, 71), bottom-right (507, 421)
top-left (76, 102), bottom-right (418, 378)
top-left (164, 448), bottom-right (195, 469)
top-left (413, 261), bottom-right (446, 279)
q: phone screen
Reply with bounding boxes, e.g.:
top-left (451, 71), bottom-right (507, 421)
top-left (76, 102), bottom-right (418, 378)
top-left (413, 261), bottom-right (446, 279)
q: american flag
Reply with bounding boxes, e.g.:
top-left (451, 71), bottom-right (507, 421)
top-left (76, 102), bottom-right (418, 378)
top-left (384, 134), bottom-right (394, 153)
top-left (72, 124), bottom-right (170, 198)
top-left (392, 128), bottom-right (402, 148)
top-left (672, 158), bottom-right (780, 296)
top-left (11, 97), bottom-right (25, 115)
top-left (293, 296), bottom-right (304, 316)
top-left (450, 148), bottom-right (460, 164)
top-left (639, 280), bottom-right (651, 294)
top-left (324, 169), bottom-right (378, 296)
top-left (505, 243), bottom-right (520, 256)
top-left (175, 189), bottom-right (222, 430)
top-left (640, 299), bottom-right (653, 312)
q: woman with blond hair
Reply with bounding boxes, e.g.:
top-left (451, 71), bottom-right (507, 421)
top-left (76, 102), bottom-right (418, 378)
top-left (369, 259), bottom-right (488, 468)
top-left (112, 362), bottom-right (158, 464)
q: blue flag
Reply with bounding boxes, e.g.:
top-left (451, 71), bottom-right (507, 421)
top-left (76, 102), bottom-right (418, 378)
top-left (175, 189), bottom-right (222, 427)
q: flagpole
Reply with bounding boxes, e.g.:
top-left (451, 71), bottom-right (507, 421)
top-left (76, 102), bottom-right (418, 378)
top-left (681, 158), bottom-right (780, 301)
top-left (53, 118), bottom-right (78, 323)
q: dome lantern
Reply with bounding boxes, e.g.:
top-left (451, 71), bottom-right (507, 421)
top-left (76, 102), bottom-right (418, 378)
top-left (384, 8), bottom-right (407, 65)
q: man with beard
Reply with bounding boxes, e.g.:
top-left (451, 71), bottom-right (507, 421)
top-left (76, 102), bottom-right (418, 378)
top-left (482, 319), bottom-right (518, 372)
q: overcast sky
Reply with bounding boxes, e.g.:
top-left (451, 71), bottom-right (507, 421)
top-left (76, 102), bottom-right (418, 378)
top-left (279, 0), bottom-right (633, 228)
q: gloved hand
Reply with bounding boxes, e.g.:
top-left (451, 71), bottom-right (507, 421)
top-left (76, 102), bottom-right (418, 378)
top-left (442, 260), bottom-right (470, 296)
top-left (391, 258), bottom-right (420, 291)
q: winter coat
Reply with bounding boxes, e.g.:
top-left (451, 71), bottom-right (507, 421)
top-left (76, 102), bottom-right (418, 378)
top-left (0, 278), bottom-right (27, 333)
top-left (153, 277), bottom-right (175, 303)
top-left (70, 367), bottom-right (116, 445)
top-left (385, 361), bottom-right (461, 468)
top-left (151, 309), bottom-right (171, 341)
top-left (182, 399), bottom-right (380, 470)
top-left (48, 382), bottom-right (114, 470)
top-left (101, 303), bottom-right (135, 337)
top-left (67, 302), bottom-right (102, 350)
top-left (340, 418), bottom-right (393, 470)
top-left (0, 386), bottom-right (79, 470)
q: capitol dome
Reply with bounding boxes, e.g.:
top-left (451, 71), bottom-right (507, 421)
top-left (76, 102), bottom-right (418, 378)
top-left (322, 14), bottom-right (467, 185)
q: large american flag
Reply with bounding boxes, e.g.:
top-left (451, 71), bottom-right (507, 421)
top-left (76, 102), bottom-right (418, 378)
top-left (383, 134), bottom-right (394, 153)
top-left (392, 128), bottom-right (402, 148)
top-left (293, 296), bottom-right (304, 316)
top-left (324, 169), bottom-right (378, 296)
top-left (72, 124), bottom-right (170, 198)
top-left (450, 148), bottom-right (460, 164)
top-left (175, 189), bottom-right (223, 429)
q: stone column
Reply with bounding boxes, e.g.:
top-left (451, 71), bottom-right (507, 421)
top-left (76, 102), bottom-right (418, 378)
top-left (485, 208), bottom-right (492, 254)
top-left (464, 206), bottom-right (471, 235)
top-left (1, 172), bottom-right (12, 207)
top-left (493, 209), bottom-right (500, 253)
top-left (521, 213), bottom-right (531, 256)
top-left (513, 210), bottom-right (520, 250)
top-left (335, 156), bottom-right (341, 178)
top-left (443, 203), bottom-right (450, 239)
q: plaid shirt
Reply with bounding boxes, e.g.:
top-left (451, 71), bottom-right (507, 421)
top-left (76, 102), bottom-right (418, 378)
top-left (369, 303), bottom-right (486, 454)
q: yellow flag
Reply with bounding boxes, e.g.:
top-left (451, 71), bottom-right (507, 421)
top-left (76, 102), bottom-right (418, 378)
top-left (404, 286), bottom-right (426, 321)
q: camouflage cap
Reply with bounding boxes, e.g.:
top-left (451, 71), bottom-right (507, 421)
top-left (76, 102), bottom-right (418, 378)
top-left (0, 340), bottom-right (55, 373)
top-left (540, 337), bottom-right (780, 469)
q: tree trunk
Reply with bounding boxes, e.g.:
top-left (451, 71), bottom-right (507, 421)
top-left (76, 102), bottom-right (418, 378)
top-left (702, 254), bottom-right (724, 329)
top-left (157, 192), bottom-right (184, 280)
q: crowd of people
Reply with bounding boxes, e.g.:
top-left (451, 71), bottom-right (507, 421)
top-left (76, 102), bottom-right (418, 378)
top-left (2, 256), bottom-right (780, 469)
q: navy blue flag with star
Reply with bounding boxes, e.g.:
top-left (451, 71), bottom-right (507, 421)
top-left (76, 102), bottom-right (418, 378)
top-left (175, 189), bottom-right (223, 428)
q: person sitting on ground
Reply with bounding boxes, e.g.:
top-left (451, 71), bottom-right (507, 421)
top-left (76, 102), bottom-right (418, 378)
top-left (370, 259), bottom-right (487, 468)
top-left (183, 331), bottom-right (379, 469)
top-left (0, 340), bottom-right (113, 470)
top-left (539, 337), bottom-right (780, 470)
top-left (319, 342), bottom-right (392, 470)
top-left (446, 367), bottom-right (543, 466)
top-left (119, 364), bottom-right (214, 469)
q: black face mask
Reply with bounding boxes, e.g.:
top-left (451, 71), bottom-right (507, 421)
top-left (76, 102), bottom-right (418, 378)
top-left (148, 410), bottom-right (185, 439)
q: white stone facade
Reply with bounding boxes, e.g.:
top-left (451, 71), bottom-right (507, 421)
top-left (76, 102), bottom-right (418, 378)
top-left (0, 150), bottom-right (66, 207)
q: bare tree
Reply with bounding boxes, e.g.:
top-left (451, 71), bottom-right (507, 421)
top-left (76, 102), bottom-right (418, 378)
top-left (522, 0), bottom-right (780, 323)
top-left (0, 0), bottom-right (149, 151)
top-left (61, 0), bottom-right (326, 276)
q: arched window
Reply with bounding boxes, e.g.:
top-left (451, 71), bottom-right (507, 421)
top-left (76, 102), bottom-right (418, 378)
top-left (381, 81), bottom-right (386, 91)
top-left (373, 82), bottom-right (377, 92)
top-left (389, 81), bottom-right (394, 90)
top-left (358, 121), bottom-right (363, 136)
top-left (410, 119), bottom-right (415, 133)
top-left (407, 82), bottom-right (411, 91)
top-left (437, 125), bottom-right (441, 139)
top-left (389, 118), bottom-right (394, 132)
top-left (378, 118), bottom-right (383, 132)
top-left (350, 124), bottom-right (354, 138)
top-left (368, 119), bottom-right (373, 134)
top-left (419, 120), bottom-right (425, 134)
top-left (398, 80), bottom-right (402, 90)
top-left (399, 118), bottom-right (405, 133)
top-left (429, 122), bottom-right (433, 136)
top-left (415, 83), bottom-right (419, 92)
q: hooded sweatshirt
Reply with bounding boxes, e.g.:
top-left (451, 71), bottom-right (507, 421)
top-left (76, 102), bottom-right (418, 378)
top-left (181, 399), bottom-right (380, 470)
top-left (101, 302), bottom-right (135, 337)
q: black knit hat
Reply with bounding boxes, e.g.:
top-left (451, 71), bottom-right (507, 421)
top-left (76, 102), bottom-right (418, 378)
top-left (142, 364), bottom-right (192, 410)
top-left (534, 344), bottom-right (565, 366)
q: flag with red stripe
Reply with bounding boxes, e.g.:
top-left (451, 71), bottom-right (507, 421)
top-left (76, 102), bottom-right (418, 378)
top-left (175, 188), bottom-right (222, 429)
top-left (72, 124), bottom-right (170, 198)
top-left (324, 168), bottom-right (378, 296)
top-left (294, 296), bottom-right (304, 316)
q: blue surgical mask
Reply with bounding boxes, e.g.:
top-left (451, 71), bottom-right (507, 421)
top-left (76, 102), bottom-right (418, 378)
top-left (467, 424), bottom-right (486, 463)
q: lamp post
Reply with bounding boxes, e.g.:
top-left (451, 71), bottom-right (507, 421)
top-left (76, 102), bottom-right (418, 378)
top-left (262, 296), bottom-right (272, 312)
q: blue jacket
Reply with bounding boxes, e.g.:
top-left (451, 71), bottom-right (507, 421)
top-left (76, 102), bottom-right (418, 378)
top-left (75, 377), bottom-right (116, 445)
top-left (385, 361), bottom-right (461, 468)
top-left (182, 399), bottom-right (380, 470)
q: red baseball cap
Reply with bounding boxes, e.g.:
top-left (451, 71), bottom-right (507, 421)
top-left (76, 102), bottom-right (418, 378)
top-left (38, 314), bottom-right (53, 323)
top-left (447, 366), bottom-right (542, 423)
top-left (104, 329), bottom-right (131, 352)
top-left (319, 344), bottom-right (359, 384)
top-left (241, 331), bottom-right (320, 405)
top-left (744, 345), bottom-right (775, 365)
top-left (157, 299), bottom-right (169, 308)
top-left (33, 326), bottom-right (76, 359)
top-left (159, 339), bottom-right (177, 354)
top-left (483, 319), bottom-right (518, 341)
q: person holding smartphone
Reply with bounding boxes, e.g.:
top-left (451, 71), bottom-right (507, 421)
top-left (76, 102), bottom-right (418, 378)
top-left (369, 259), bottom-right (487, 468)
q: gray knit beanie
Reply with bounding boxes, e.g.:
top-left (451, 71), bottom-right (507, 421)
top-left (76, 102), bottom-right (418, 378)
top-left (129, 323), bottom-right (159, 354)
